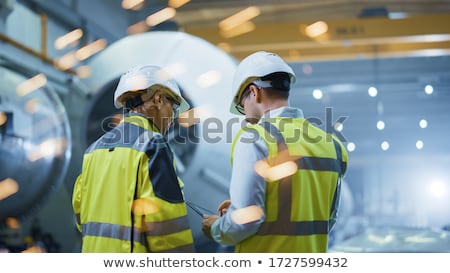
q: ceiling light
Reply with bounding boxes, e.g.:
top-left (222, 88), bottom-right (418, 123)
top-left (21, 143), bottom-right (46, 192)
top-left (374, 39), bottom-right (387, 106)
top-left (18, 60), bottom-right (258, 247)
top-left (312, 89), bottom-right (323, 99)
top-left (416, 140), bottom-right (424, 150)
top-left (377, 120), bottom-right (385, 130)
top-left (54, 28), bottom-right (83, 50)
top-left (305, 21), bottom-right (328, 38)
top-left (335, 122), bottom-right (344, 132)
top-left (55, 52), bottom-right (78, 70)
top-left (146, 7), bottom-right (176, 27)
top-left (347, 142), bottom-right (355, 152)
top-left (0, 112), bottom-right (6, 126)
top-left (168, 0), bottom-right (190, 8)
top-left (127, 21), bottom-right (149, 35)
top-left (122, 0), bottom-right (145, 10)
top-left (220, 21), bottom-right (255, 38)
top-left (16, 74), bottom-right (47, 96)
top-left (219, 6), bottom-right (260, 31)
top-left (424, 85), bottom-right (434, 95)
top-left (75, 39), bottom-right (107, 61)
top-left (381, 141), bottom-right (389, 151)
top-left (368, 86), bottom-right (378, 97)
top-left (419, 119), bottom-right (428, 128)
top-left (0, 178), bottom-right (19, 201)
top-left (76, 66), bottom-right (91, 79)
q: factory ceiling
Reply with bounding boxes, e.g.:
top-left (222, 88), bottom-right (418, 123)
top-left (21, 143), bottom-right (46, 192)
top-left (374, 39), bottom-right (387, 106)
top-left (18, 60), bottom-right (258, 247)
top-left (13, 0), bottom-right (450, 62)
top-left (174, 0), bottom-right (450, 61)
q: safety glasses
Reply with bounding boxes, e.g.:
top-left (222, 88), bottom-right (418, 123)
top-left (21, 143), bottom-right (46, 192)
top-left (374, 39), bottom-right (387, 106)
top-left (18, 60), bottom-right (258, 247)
top-left (235, 87), bottom-right (251, 115)
top-left (165, 95), bottom-right (180, 116)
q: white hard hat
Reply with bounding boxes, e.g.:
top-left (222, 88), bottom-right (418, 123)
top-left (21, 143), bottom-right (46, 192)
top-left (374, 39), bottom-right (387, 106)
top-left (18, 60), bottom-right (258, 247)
top-left (230, 51), bottom-right (296, 115)
top-left (114, 64), bottom-right (190, 113)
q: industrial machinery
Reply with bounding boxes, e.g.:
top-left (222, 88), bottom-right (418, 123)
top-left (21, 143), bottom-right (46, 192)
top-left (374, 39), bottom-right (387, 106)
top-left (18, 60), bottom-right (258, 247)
top-left (1, 31), bottom-right (240, 252)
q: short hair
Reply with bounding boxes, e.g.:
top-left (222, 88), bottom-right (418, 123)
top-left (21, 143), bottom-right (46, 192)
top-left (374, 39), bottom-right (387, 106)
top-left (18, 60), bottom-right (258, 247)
top-left (261, 72), bottom-right (291, 91)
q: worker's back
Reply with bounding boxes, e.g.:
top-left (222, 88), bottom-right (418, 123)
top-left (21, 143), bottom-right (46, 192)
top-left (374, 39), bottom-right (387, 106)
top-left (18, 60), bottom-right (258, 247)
top-left (233, 117), bottom-right (348, 252)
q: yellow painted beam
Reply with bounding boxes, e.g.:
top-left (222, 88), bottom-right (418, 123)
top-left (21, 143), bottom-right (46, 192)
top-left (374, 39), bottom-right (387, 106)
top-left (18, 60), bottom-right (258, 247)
top-left (183, 13), bottom-right (450, 61)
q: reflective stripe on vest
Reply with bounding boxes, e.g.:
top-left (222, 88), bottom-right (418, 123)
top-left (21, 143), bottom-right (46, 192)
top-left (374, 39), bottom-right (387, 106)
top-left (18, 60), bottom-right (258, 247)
top-left (82, 215), bottom-right (190, 240)
top-left (82, 215), bottom-right (192, 251)
top-left (256, 121), bottom-right (344, 236)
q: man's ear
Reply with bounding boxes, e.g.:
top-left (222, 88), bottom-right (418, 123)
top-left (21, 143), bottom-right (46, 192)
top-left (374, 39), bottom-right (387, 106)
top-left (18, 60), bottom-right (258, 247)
top-left (152, 93), bottom-right (164, 106)
top-left (251, 85), bottom-right (262, 103)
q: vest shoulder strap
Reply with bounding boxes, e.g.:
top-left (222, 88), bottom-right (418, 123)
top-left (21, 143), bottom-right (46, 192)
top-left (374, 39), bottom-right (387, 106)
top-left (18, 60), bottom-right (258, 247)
top-left (230, 123), bottom-right (279, 166)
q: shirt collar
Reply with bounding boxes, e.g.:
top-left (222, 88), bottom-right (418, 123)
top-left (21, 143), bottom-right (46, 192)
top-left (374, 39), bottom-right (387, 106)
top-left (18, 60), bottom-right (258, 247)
top-left (260, 106), bottom-right (304, 123)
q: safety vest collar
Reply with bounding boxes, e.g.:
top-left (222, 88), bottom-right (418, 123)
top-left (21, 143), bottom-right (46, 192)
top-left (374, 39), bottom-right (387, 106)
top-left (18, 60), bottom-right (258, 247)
top-left (123, 113), bottom-right (160, 133)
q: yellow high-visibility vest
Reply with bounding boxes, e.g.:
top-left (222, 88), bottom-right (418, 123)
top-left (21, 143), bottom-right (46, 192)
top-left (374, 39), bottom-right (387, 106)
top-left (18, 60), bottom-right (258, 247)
top-left (231, 118), bottom-right (348, 252)
top-left (72, 113), bottom-right (194, 253)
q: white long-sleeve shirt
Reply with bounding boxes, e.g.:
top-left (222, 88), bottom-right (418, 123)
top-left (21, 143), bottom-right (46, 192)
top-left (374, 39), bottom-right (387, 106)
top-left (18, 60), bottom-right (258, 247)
top-left (210, 107), bottom-right (304, 245)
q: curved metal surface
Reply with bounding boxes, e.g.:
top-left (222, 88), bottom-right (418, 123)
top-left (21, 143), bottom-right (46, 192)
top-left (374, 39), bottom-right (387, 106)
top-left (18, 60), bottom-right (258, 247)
top-left (0, 66), bottom-right (71, 225)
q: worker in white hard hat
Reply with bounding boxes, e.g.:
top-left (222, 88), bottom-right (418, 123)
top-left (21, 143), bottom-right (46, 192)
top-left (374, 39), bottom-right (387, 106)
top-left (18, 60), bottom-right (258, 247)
top-left (114, 64), bottom-right (190, 133)
top-left (202, 51), bottom-right (348, 252)
top-left (73, 64), bottom-right (195, 252)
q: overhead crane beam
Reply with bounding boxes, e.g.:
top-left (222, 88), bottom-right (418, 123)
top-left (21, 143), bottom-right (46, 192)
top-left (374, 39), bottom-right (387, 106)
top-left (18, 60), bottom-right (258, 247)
top-left (183, 13), bottom-right (450, 61)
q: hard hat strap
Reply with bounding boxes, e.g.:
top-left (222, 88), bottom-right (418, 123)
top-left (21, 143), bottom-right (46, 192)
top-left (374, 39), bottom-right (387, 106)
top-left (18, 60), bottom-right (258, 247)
top-left (253, 79), bottom-right (272, 88)
top-left (260, 72), bottom-right (291, 91)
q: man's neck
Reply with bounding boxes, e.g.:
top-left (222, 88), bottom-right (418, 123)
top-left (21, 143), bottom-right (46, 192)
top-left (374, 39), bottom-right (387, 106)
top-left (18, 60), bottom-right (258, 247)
top-left (263, 100), bottom-right (288, 114)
